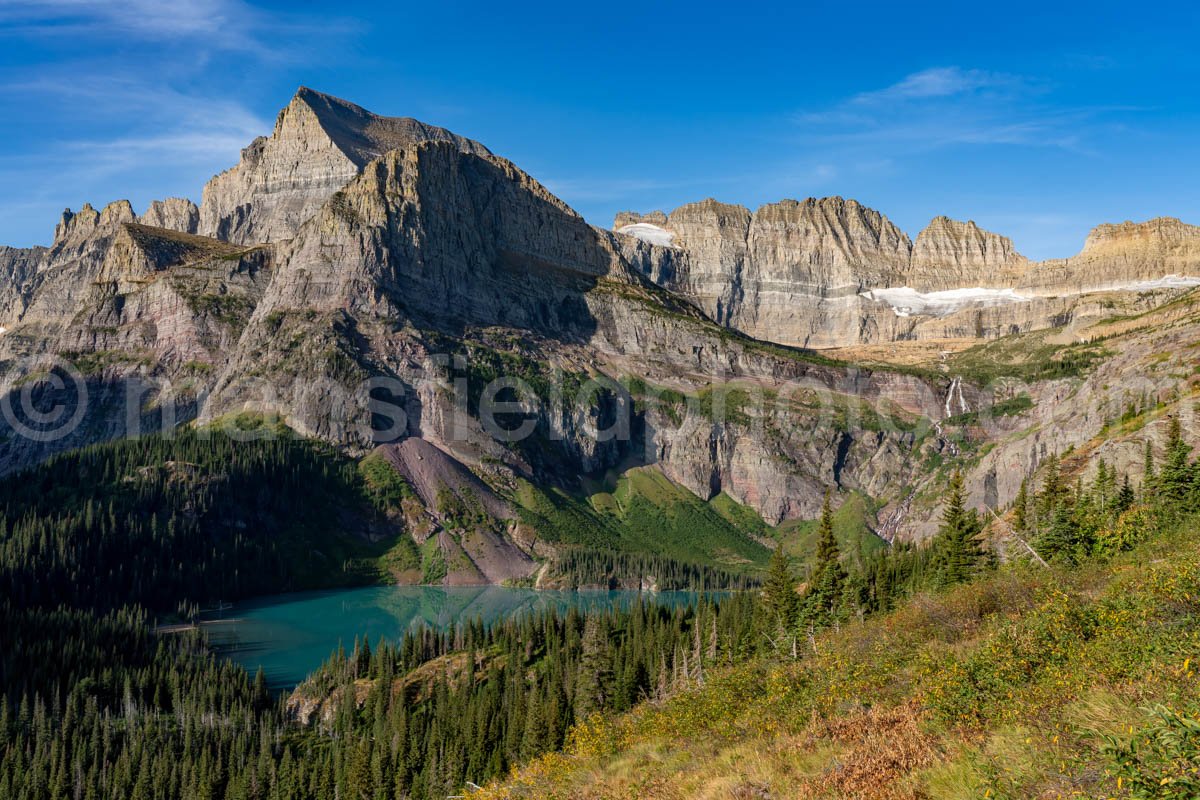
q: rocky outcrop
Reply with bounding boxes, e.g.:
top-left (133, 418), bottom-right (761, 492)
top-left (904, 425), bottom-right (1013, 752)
top-left (58, 223), bottom-right (271, 369)
top-left (198, 87), bottom-right (491, 245)
top-left (655, 199), bottom-right (751, 323)
top-left (616, 197), bottom-right (917, 347)
top-left (0, 201), bottom-right (138, 356)
top-left (0, 212), bottom-right (272, 475)
top-left (1018, 217), bottom-right (1200, 294)
top-left (197, 138), bottom-right (637, 469)
top-left (907, 216), bottom-right (1027, 290)
top-left (614, 210), bottom-right (668, 229)
top-left (192, 127), bottom-right (949, 533)
top-left (747, 198), bottom-right (912, 290)
top-left (139, 198), bottom-right (199, 234)
top-left (0, 245), bottom-right (46, 324)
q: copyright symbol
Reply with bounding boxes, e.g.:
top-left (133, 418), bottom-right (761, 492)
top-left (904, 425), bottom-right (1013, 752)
top-left (0, 356), bottom-right (89, 444)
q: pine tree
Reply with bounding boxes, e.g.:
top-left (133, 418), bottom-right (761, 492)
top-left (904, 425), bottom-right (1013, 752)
top-left (520, 678), bottom-right (548, 760)
top-left (574, 616), bottom-right (612, 720)
top-left (1036, 453), bottom-right (1065, 528)
top-left (814, 492), bottom-right (840, 568)
top-left (1143, 438), bottom-right (1157, 498)
top-left (761, 543), bottom-right (798, 635)
top-left (1115, 474), bottom-right (1136, 514)
top-left (252, 667), bottom-right (269, 713)
top-left (1159, 417), bottom-right (1193, 509)
top-left (932, 472), bottom-right (985, 587)
top-left (1012, 478), bottom-right (1030, 535)
top-left (1094, 459), bottom-right (1115, 510)
top-left (1038, 502), bottom-right (1080, 563)
top-left (803, 492), bottom-right (847, 625)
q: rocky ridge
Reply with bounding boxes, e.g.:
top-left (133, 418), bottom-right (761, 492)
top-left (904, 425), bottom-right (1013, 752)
top-left (616, 204), bottom-right (1200, 348)
top-left (198, 87), bottom-right (490, 245)
top-left (139, 198), bottom-right (200, 234)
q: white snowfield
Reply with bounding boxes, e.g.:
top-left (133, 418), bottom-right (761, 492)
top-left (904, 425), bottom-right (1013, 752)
top-left (617, 222), bottom-right (676, 248)
top-left (1095, 275), bottom-right (1200, 292)
top-left (863, 275), bottom-right (1200, 318)
top-left (861, 287), bottom-right (1030, 318)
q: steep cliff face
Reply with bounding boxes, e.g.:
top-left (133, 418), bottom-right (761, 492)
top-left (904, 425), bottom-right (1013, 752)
top-left (661, 199), bottom-right (751, 323)
top-left (58, 223), bottom-right (271, 370)
top-left (0, 213), bottom-right (272, 475)
top-left (139, 198), bottom-right (199, 234)
top-left (618, 197), bottom-right (917, 347)
top-left (907, 216), bottom-right (1027, 290)
top-left (0, 201), bottom-right (138, 356)
top-left (199, 139), bottom-right (641, 463)
top-left (1018, 217), bottom-right (1200, 294)
top-left (617, 205), bottom-right (1200, 348)
top-left (0, 201), bottom-right (262, 361)
top-left (194, 135), bottom-right (947, 528)
top-left (747, 197), bottom-right (912, 290)
top-left (0, 245), bottom-right (45, 324)
top-left (198, 87), bottom-right (491, 245)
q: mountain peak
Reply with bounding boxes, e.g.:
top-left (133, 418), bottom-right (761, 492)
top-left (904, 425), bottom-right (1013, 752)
top-left (199, 89), bottom-right (491, 244)
top-left (282, 85), bottom-right (490, 168)
top-left (907, 215), bottom-right (1025, 290)
top-left (1081, 216), bottom-right (1198, 253)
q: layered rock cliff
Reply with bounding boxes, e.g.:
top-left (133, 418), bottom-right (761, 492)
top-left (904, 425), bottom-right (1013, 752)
top-left (194, 134), bottom-right (945, 529)
top-left (908, 216), bottom-right (1027, 290)
top-left (1018, 216), bottom-right (1200, 294)
top-left (198, 87), bottom-right (490, 245)
top-left (139, 197), bottom-right (199, 234)
top-left (0, 244), bottom-right (45, 324)
top-left (617, 205), bottom-right (1200, 348)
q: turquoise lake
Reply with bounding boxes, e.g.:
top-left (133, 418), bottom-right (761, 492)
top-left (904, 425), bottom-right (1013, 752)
top-left (204, 585), bottom-right (710, 689)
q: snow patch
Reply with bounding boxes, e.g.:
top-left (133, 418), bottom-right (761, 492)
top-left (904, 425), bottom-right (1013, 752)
top-left (617, 223), bottom-right (675, 248)
top-left (1089, 275), bottom-right (1200, 293)
top-left (861, 287), bottom-right (1030, 318)
top-left (864, 275), bottom-right (1200, 318)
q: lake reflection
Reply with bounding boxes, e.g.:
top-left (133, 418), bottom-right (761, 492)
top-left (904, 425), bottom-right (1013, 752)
top-left (204, 584), bottom-right (710, 689)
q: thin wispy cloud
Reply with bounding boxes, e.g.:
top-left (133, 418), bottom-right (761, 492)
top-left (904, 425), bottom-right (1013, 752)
top-left (0, 74), bottom-right (269, 176)
top-left (0, 0), bottom-right (359, 58)
top-left (0, 0), bottom-right (362, 244)
top-left (0, 78), bottom-right (267, 236)
top-left (850, 66), bottom-right (1023, 104)
top-left (0, 0), bottom-right (258, 46)
top-left (794, 66), bottom-right (1096, 152)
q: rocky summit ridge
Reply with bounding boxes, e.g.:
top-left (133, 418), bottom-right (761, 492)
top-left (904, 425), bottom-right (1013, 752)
top-left (615, 201), bottom-right (1200, 347)
top-left (0, 87), bottom-right (1197, 578)
top-left (198, 87), bottom-right (491, 245)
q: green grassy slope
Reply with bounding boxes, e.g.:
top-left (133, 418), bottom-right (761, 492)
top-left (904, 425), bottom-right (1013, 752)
top-left (776, 491), bottom-right (887, 572)
top-left (515, 466), bottom-right (772, 573)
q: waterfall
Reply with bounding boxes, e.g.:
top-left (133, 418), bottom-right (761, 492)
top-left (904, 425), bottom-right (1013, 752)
top-left (943, 376), bottom-right (970, 418)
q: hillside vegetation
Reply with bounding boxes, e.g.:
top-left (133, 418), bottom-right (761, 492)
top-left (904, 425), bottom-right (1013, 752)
top-left (478, 517), bottom-right (1200, 799)
top-left (476, 423), bottom-right (1200, 799)
top-left (0, 424), bottom-right (420, 613)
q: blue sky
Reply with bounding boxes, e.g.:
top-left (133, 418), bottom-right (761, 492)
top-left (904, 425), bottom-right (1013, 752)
top-left (1, 0), bottom-right (1198, 259)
